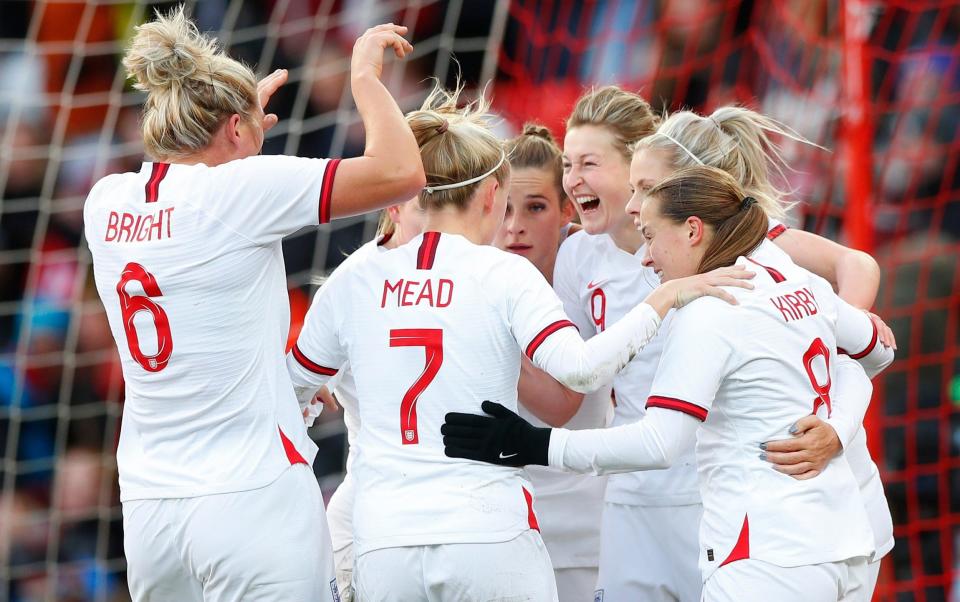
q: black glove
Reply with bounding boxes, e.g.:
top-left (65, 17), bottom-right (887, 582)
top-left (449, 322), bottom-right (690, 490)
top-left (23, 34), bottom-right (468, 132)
top-left (442, 400), bottom-right (551, 467)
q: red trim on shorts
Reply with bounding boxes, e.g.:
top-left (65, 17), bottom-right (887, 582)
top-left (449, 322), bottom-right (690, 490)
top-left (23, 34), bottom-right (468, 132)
top-left (766, 224), bottom-right (787, 241)
top-left (318, 158), bottom-right (341, 224)
top-left (839, 320), bottom-right (879, 359)
top-left (278, 427), bottom-right (308, 466)
top-left (645, 396), bottom-right (709, 422)
top-left (746, 257), bottom-right (786, 283)
top-left (522, 486), bottom-right (540, 532)
top-left (292, 343), bottom-right (338, 376)
top-left (720, 514), bottom-right (750, 567)
top-left (525, 320), bottom-right (576, 360)
top-left (145, 162), bottom-right (170, 203)
top-left (417, 231), bottom-right (441, 269)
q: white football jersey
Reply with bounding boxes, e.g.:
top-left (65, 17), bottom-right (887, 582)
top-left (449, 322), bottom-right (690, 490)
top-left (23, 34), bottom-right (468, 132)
top-left (288, 231), bottom-right (662, 555)
top-left (646, 240), bottom-right (886, 578)
top-left (84, 157), bottom-right (338, 501)
top-left (554, 230), bottom-right (699, 505)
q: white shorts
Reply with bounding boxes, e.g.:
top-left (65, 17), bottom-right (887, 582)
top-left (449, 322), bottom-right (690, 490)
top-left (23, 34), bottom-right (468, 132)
top-left (702, 556), bottom-right (869, 602)
top-left (123, 464), bottom-right (337, 602)
top-left (353, 530), bottom-right (558, 602)
top-left (596, 502), bottom-right (702, 602)
top-left (555, 566), bottom-right (598, 602)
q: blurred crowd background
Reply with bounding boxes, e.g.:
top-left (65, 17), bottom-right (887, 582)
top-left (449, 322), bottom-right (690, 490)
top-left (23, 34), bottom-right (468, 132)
top-left (0, 1), bottom-right (956, 600)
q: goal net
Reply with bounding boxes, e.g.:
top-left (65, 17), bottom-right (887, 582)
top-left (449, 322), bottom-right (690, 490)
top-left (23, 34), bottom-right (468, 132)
top-left (0, 1), bottom-right (956, 600)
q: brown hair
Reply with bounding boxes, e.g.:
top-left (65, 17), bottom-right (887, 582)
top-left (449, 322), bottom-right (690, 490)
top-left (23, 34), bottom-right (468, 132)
top-left (123, 5), bottom-right (259, 160)
top-left (635, 106), bottom-right (822, 220)
top-left (405, 82), bottom-right (509, 211)
top-left (647, 166), bottom-right (768, 274)
top-left (566, 86), bottom-right (659, 159)
top-left (505, 123), bottom-right (566, 205)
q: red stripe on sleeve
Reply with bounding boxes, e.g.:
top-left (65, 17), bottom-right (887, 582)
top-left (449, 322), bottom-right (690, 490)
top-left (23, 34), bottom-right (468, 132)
top-left (766, 224), bottom-right (787, 240)
top-left (525, 320), bottom-right (576, 359)
top-left (416, 232), bottom-right (441, 269)
top-left (746, 257), bottom-right (786, 283)
top-left (847, 320), bottom-right (879, 360)
top-left (318, 158), bottom-right (341, 224)
top-left (645, 396), bottom-right (709, 422)
top-left (291, 343), bottom-right (338, 376)
top-left (145, 162), bottom-right (170, 203)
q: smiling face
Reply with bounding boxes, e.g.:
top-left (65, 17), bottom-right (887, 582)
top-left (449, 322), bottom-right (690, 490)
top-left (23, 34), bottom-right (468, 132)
top-left (494, 166), bottom-right (572, 280)
top-left (562, 125), bottom-right (633, 238)
top-left (636, 195), bottom-right (707, 282)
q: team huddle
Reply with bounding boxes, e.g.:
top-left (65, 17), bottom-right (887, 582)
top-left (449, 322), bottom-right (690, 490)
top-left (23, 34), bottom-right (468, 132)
top-left (83, 8), bottom-right (896, 602)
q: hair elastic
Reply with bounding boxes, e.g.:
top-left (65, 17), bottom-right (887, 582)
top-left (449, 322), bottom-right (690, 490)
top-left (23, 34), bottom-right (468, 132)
top-left (423, 149), bottom-right (506, 194)
top-left (651, 132), bottom-right (705, 166)
top-left (435, 119), bottom-right (449, 134)
top-left (741, 196), bottom-right (757, 210)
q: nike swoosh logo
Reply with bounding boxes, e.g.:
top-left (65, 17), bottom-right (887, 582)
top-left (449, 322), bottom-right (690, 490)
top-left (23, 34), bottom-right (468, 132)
top-left (499, 451), bottom-right (518, 459)
top-left (587, 280), bottom-right (606, 290)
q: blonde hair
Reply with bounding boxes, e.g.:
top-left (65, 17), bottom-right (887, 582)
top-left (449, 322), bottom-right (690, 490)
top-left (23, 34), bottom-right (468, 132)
top-left (123, 5), bottom-right (259, 160)
top-left (647, 166), bottom-right (768, 275)
top-left (405, 83), bottom-right (508, 212)
top-left (566, 86), bottom-right (659, 160)
top-left (635, 106), bottom-right (820, 220)
top-left (506, 123), bottom-right (566, 206)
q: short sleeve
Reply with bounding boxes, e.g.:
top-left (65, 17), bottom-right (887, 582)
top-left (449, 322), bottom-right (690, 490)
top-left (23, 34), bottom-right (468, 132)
top-left (553, 236), bottom-right (595, 337)
top-left (502, 256), bottom-right (578, 359)
top-left (202, 154), bottom-right (340, 245)
top-left (287, 272), bottom-right (348, 390)
top-left (645, 301), bottom-right (736, 422)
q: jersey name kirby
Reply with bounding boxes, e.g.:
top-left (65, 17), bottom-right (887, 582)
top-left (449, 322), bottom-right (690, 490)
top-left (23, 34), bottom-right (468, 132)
top-left (770, 287), bottom-right (820, 323)
top-left (380, 278), bottom-right (454, 308)
top-left (105, 207), bottom-right (174, 243)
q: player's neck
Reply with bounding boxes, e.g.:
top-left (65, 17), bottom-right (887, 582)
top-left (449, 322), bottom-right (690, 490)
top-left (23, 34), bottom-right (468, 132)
top-left (422, 210), bottom-right (488, 245)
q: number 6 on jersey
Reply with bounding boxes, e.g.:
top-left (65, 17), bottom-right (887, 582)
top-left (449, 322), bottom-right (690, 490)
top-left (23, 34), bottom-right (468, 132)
top-left (389, 329), bottom-right (443, 445)
top-left (116, 262), bottom-right (173, 372)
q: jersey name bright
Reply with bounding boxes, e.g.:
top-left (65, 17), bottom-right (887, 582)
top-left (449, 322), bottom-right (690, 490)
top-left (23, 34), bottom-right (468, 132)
top-left (770, 287), bottom-right (820, 322)
top-left (105, 208), bottom-right (174, 243)
top-left (380, 278), bottom-right (454, 308)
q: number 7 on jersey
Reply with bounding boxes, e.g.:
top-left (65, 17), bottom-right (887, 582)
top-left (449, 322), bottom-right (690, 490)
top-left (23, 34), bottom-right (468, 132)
top-left (389, 329), bottom-right (443, 445)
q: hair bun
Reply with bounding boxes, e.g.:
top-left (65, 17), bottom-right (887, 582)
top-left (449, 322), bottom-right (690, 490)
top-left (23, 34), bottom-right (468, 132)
top-left (123, 7), bottom-right (213, 92)
top-left (521, 122), bottom-right (556, 144)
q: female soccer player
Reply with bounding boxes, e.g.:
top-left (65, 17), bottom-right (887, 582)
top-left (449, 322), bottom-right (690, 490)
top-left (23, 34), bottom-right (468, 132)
top-left (444, 166), bottom-right (895, 602)
top-left (84, 7), bottom-right (424, 601)
top-left (554, 86), bottom-right (704, 601)
top-left (286, 84), bottom-right (751, 602)
top-left (631, 107), bottom-right (895, 597)
top-left (494, 124), bottom-right (607, 601)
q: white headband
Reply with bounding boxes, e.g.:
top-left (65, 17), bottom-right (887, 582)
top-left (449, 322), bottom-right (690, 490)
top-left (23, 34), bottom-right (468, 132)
top-left (423, 150), bottom-right (507, 194)
top-left (651, 132), bottom-right (705, 166)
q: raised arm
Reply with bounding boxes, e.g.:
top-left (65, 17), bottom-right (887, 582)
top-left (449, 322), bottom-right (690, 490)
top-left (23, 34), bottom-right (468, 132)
top-left (330, 24), bottom-right (426, 218)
